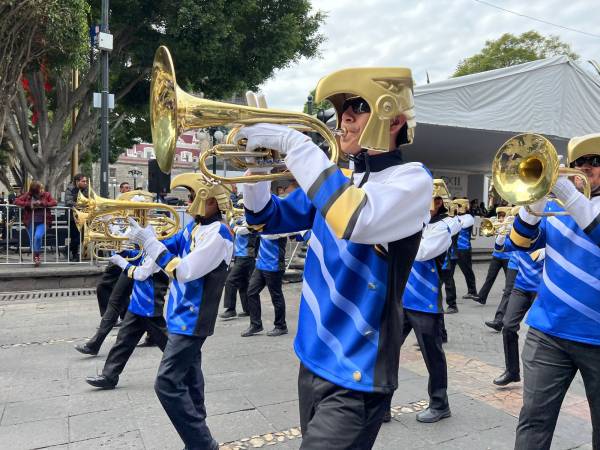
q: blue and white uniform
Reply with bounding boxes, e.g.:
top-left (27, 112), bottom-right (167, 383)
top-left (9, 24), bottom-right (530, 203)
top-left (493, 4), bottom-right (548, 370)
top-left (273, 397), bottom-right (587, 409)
top-left (243, 140), bottom-right (432, 393)
top-left (156, 218), bottom-right (234, 337)
top-left (255, 234), bottom-right (287, 272)
top-left (457, 214), bottom-right (474, 251)
top-left (512, 249), bottom-right (544, 294)
top-left (510, 200), bottom-right (600, 344)
top-left (123, 253), bottom-right (168, 317)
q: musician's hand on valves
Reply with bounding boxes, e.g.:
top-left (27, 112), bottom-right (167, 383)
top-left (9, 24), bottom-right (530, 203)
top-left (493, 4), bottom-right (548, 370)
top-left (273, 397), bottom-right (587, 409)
top-left (236, 124), bottom-right (310, 155)
top-left (109, 254), bottom-right (128, 270)
top-left (552, 177), bottom-right (579, 207)
top-left (126, 217), bottom-right (166, 261)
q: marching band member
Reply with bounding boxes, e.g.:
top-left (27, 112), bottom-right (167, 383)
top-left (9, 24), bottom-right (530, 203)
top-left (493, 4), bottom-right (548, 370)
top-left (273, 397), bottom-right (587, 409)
top-left (84, 251), bottom-right (169, 389)
top-left (509, 134), bottom-right (600, 449)
top-left (440, 229), bottom-right (459, 314)
top-left (220, 217), bottom-right (258, 319)
top-left (241, 232), bottom-right (289, 337)
top-left (454, 199), bottom-right (479, 299)
top-left (127, 174), bottom-right (233, 450)
top-left (383, 194), bottom-right (461, 423)
top-left (474, 207), bottom-right (512, 306)
top-left (493, 246), bottom-right (545, 386)
top-left (241, 68), bottom-right (431, 449)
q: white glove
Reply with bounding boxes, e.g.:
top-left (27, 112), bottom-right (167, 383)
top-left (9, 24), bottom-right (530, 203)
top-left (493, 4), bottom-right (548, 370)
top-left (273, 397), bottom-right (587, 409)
top-left (495, 233), bottom-right (507, 246)
top-left (552, 177), bottom-right (579, 207)
top-left (126, 217), bottom-right (166, 261)
top-left (235, 124), bottom-right (310, 154)
top-left (109, 254), bottom-right (128, 270)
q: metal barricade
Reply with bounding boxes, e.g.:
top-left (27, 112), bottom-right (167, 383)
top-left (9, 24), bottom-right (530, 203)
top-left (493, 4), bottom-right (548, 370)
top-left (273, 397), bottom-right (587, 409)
top-left (0, 204), bottom-right (88, 265)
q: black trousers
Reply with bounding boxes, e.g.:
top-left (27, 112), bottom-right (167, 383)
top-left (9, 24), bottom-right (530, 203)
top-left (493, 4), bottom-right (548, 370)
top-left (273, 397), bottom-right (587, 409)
top-left (223, 257), bottom-right (255, 313)
top-left (440, 261), bottom-right (457, 308)
top-left (102, 310), bottom-right (167, 382)
top-left (96, 263), bottom-right (122, 316)
top-left (86, 272), bottom-right (133, 353)
top-left (247, 269), bottom-right (286, 329)
top-left (515, 328), bottom-right (600, 450)
top-left (155, 334), bottom-right (218, 450)
top-left (391, 309), bottom-right (448, 411)
top-left (477, 257), bottom-right (508, 304)
top-left (501, 288), bottom-right (535, 375)
top-left (456, 249), bottom-right (477, 295)
top-left (298, 363), bottom-right (389, 450)
top-left (493, 268), bottom-right (517, 322)
top-left (69, 212), bottom-right (80, 258)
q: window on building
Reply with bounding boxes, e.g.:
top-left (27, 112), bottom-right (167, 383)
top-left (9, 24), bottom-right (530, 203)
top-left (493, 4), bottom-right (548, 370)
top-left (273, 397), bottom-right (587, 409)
top-left (109, 168), bottom-right (116, 177)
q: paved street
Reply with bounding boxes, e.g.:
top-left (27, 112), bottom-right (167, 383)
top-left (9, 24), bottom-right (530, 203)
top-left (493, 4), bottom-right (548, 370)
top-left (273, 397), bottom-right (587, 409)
top-left (0, 264), bottom-right (593, 450)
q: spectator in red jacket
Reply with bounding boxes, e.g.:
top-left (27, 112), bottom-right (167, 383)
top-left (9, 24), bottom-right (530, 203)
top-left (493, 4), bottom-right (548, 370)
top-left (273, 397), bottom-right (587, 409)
top-left (15, 181), bottom-right (57, 266)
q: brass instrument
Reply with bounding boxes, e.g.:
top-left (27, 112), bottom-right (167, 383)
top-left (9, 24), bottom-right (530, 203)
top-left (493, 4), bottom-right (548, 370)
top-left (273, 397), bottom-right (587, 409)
top-left (492, 133), bottom-right (591, 216)
top-left (74, 188), bottom-right (180, 259)
top-left (150, 46), bottom-right (339, 183)
top-left (480, 216), bottom-right (514, 237)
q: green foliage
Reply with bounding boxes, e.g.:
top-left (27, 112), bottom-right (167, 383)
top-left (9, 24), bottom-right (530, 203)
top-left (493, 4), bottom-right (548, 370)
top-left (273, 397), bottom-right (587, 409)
top-left (303, 88), bottom-right (332, 114)
top-left (453, 31), bottom-right (578, 77)
top-left (83, 0), bottom-right (325, 159)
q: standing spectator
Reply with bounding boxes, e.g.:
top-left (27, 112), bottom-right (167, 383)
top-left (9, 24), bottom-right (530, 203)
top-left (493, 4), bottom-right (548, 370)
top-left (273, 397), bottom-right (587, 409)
top-left (230, 184), bottom-right (241, 207)
top-left (64, 174), bottom-right (88, 260)
top-left (119, 182), bottom-right (131, 195)
top-left (479, 202), bottom-right (488, 217)
top-left (15, 181), bottom-right (57, 266)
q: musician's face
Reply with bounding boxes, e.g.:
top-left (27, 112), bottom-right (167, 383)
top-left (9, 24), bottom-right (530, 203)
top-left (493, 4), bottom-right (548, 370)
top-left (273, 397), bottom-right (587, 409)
top-left (202, 197), bottom-right (219, 218)
top-left (340, 105), bottom-right (371, 155)
top-left (574, 156), bottom-right (600, 189)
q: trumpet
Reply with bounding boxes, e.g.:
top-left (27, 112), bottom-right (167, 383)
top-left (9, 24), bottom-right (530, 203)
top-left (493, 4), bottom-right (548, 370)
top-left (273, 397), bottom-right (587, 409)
top-left (74, 188), bottom-right (180, 258)
top-left (492, 133), bottom-right (591, 216)
top-left (150, 46), bottom-right (339, 184)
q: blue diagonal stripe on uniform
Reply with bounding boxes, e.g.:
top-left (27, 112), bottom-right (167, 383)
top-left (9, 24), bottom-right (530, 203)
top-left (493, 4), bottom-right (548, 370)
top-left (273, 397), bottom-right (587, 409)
top-left (409, 267), bottom-right (438, 293)
top-left (309, 235), bottom-right (378, 345)
top-left (545, 245), bottom-right (600, 292)
top-left (548, 217), bottom-right (600, 258)
top-left (543, 270), bottom-right (600, 324)
top-left (301, 282), bottom-right (362, 373)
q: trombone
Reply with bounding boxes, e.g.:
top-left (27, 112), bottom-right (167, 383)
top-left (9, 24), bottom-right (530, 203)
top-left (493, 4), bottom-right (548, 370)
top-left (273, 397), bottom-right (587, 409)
top-left (150, 46), bottom-right (339, 184)
top-left (492, 133), bottom-right (591, 216)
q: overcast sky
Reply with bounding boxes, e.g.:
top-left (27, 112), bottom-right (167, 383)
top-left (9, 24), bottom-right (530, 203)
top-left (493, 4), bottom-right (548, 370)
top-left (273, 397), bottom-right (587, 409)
top-left (259, 0), bottom-right (600, 111)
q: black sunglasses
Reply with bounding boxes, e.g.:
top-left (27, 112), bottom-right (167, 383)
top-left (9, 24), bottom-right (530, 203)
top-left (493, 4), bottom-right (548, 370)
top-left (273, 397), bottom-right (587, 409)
top-left (342, 97), bottom-right (371, 114)
top-left (571, 155), bottom-right (600, 168)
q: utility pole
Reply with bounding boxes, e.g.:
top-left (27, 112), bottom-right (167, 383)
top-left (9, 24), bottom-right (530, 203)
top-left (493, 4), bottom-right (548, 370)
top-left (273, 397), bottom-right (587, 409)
top-left (99, 0), bottom-right (110, 197)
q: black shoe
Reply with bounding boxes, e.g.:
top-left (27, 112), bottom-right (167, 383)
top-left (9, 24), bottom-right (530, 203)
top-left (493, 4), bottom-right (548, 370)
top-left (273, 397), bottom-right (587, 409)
top-left (74, 344), bottom-right (98, 356)
top-left (219, 310), bottom-right (237, 320)
top-left (493, 371), bottom-right (520, 386)
top-left (485, 320), bottom-right (503, 332)
top-left (237, 311), bottom-right (249, 318)
top-left (382, 410), bottom-right (392, 423)
top-left (472, 296), bottom-right (486, 305)
top-left (241, 325), bottom-right (263, 337)
top-left (416, 407), bottom-right (451, 423)
top-left (85, 375), bottom-right (117, 389)
top-left (462, 293), bottom-right (478, 299)
top-left (445, 306), bottom-right (459, 314)
top-left (266, 327), bottom-right (288, 337)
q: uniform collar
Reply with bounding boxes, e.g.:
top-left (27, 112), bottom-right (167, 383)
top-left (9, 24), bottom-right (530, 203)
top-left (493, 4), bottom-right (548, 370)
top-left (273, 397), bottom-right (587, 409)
top-left (352, 149), bottom-right (403, 173)
top-left (195, 212), bottom-right (222, 225)
top-left (429, 212), bottom-right (448, 224)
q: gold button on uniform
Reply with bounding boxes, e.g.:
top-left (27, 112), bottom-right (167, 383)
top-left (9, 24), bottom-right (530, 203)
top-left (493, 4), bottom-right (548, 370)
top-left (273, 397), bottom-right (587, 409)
top-left (181, 325), bottom-right (187, 331)
top-left (353, 371), bottom-right (362, 382)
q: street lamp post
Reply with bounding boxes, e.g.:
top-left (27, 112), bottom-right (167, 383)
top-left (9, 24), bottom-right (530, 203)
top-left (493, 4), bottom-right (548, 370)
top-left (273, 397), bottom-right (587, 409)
top-left (212, 130), bottom-right (224, 175)
top-left (128, 166), bottom-right (142, 190)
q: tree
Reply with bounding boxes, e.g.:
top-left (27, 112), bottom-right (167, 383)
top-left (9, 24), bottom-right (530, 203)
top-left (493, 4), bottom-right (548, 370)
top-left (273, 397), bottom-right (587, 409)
top-left (4, 0), bottom-right (325, 194)
top-left (453, 31), bottom-right (578, 77)
top-left (303, 88), bottom-right (332, 114)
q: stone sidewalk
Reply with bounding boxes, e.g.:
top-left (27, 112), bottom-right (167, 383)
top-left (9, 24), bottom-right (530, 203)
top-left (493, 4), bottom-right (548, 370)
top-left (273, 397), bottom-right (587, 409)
top-left (0, 264), bottom-right (593, 449)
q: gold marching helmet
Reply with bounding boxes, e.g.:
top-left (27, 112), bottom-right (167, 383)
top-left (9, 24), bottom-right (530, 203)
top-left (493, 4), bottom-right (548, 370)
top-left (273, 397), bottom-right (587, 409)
top-left (453, 198), bottom-right (470, 215)
top-left (315, 67), bottom-right (415, 151)
top-left (568, 133), bottom-right (600, 164)
top-left (170, 173), bottom-right (233, 218)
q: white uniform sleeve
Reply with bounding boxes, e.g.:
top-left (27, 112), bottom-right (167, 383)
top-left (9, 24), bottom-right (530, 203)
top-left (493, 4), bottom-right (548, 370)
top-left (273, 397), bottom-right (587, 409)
top-left (131, 258), bottom-right (160, 281)
top-left (459, 214), bottom-right (474, 228)
top-left (174, 225), bottom-right (233, 283)
top-left (415, 222), bottom-right (452, 261)
top-left (234, 225), bottom-right (250, 236)
top-left (563, 194), bottom-right (600, 232)
top-left (285, 137), bottom-right (431, 244)
top-left (444, 216), bottom-right (462, 236)
top-left (241, 180), bottom-right (271, 213)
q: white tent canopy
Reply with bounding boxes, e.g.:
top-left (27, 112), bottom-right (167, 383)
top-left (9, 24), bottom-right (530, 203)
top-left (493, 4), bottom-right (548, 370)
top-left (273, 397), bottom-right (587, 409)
top-left (404, 56), bottom-right (600, 173)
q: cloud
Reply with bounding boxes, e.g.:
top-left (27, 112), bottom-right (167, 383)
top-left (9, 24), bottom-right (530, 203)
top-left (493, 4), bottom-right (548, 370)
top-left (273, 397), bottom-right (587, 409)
top-left (260, 0), bottom-right (600, 111)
